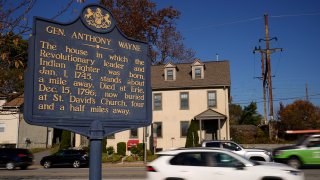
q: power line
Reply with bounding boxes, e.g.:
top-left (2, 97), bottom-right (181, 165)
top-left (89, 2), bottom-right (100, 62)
top-left (182, 11), bottom-right (320, 32)
top-left (183, 16), bottom-right (263, 31)
top-left (234, 93), bottom-right (320, 105)
top-left (270, 12), bottom-right (320, 18)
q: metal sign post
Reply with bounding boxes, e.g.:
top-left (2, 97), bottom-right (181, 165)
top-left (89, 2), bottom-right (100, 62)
top-left (25, 4), bottom-right (151, 180)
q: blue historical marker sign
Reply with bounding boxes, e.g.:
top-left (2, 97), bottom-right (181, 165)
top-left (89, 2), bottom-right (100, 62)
top-left (25, 4), bottom-right (152, 138)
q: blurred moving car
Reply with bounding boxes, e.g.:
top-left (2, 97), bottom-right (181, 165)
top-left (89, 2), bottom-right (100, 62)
top-left (0, 148), bottom-right (34, 170)
top-left (273, 134), bottom-right (320, 169)
top-left (202, 140), bottom-right (272, 162)
top-left (40, 149), bottom-right (88, 168)
top-left (147, 148), bottom-right (304, 180)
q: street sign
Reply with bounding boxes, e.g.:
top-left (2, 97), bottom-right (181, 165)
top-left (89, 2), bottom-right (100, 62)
top-left (24, 4), bottom-right (152, 138)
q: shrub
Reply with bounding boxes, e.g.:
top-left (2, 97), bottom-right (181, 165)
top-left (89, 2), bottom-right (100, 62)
top-left (112, 154), bottom-right (122, 162)
top-left (147, 154), bottom-right (158, 162)
top-left (125, 155), bottom-right (135, 162)
top-left (102, 153), bottom-right (122, 163)
top-left (185, 119), bottom-right (199, 147)
top-left (137, 143), bottom-right (144, 156)
top-left (106, 146), bottom-right (114, 155)
top-left (231, 125), bottom-right (270, 144)
top-left (60, 130), bottom-right (71, 150)
top-left (117, 142), bottom-right (126, 156)
top-left (130, 146), bottom-right (139, 155)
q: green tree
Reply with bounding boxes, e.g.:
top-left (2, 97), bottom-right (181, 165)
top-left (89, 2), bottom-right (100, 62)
top-left (99, 0), bottom-right (195, 64)
top-left (239, 102), bottom-right (261, 126)
top-left (229, 103), bottom-right (243, 125)
top-left (60, 130), bottom-right (71, 150)
top-left (102, 138), bottom-right (107, 153)
top-left (117, 142), bottom-right (126, 156)
top-left (185, 119), bottom-right (199, 147)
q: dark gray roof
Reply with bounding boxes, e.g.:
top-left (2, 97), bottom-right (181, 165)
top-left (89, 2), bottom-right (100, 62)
top-left (151, 60), bottom-right (230, 90)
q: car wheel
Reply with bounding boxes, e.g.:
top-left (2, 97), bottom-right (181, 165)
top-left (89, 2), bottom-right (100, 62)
top-left (43, 161), bottom-right (51, 168)
top-left (287, 157), bottom-right (302, 169)
top-left (73, 160), bottom-right (81, 168)
top-left (6, 162), bottom-right (15, 170)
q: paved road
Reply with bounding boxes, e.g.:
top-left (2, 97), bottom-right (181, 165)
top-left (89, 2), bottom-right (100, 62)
top-left (0, 166), bottom-right (319, 180)
top-left (0, 166), bottom-right (145, 180)
top-left (1, 149), bottom-right (318, 180)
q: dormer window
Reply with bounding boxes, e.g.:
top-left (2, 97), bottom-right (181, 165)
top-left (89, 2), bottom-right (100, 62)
top-left (195, 68), bottom-right (202, 79)
top-left (167, 69), bottom-right (173, 80)
top-left (164, 62), bottom-right (177, 81)
top-left (192, 59), bottom-right (204, 79)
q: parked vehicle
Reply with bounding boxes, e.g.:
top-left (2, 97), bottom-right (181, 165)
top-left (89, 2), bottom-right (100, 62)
top-left (40, 149), bottom-right (88, 168)
top-left (273, 134), bottom-right (320, 169)
top-left (147, 148), bottom-right (304, 180)
top-left (0, 148), bottom-right (34, 170)
top-left (201, 140), bottom-right (272, 161)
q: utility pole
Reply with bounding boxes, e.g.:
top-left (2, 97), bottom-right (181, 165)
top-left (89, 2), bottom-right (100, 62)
top-left (306, 83), bottom-right (309, 101)
top-left (253, 47), bottom-right (267, 125)
top-left (253, 14), bottom-right (283, 131)
top-left (264, 14), bottom-right (274, 120)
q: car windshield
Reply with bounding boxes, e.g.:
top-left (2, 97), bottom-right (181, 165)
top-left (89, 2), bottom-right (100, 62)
top-left (296, 135), bottom-right (309, 146)
top-left (222, 142), bottom-right (240, 151)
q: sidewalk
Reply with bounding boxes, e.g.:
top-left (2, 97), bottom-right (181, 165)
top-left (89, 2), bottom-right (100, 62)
top-left (31, 150), bottom-right (147, 168)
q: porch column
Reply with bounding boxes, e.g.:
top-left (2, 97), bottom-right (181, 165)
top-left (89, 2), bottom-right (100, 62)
top-left (218, 118), bottom-right (221, 140)
top-left (199, 119), bottom-right (202, 142)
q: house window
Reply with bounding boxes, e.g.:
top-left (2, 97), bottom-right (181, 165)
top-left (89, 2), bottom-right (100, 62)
top-left (153, 93), bottom-right (162, 110)
top-left (180, 92), bottom-right (189, 109)
top-left (0, 123), bottom-right (5, 133)
top-left (154, 122), bottom-right (163, 138)
top-left (195, 68), bottom-right (202, 79)
top-left (208, 91), bottom-right (217, 108)
top-left (166, 69), bottom-right (174, 80)
top-left (180, 121), bottom-right (189, 137)
top-left (130, 129), bottom-right (138, 138)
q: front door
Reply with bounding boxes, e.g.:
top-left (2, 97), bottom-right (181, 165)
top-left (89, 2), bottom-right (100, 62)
top-left (203, 120), bottom-right (218, 140)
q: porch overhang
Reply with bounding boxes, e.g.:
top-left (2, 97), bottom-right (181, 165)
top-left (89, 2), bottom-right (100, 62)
top-left (194, 109), bottom-right (227, 141)
top-left (194, 109), bottom-right (226, 120)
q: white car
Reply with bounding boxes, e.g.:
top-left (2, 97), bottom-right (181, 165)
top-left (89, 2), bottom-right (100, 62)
top-left (147, 148), bottom-right (304, 180)
top-left (202, 140), bottom-right (272, 162)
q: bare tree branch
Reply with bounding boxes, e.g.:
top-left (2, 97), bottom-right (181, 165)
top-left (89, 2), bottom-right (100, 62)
top-left (51, 0), bottom-right (75, 20)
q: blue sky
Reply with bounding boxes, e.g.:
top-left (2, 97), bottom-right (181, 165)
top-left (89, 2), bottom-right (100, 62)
top-left (27, 0), bottom-right (320, 117)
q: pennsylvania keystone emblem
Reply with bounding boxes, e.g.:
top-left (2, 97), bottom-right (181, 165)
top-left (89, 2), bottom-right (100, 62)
top-left (81, 5), bottom-right (114, 32)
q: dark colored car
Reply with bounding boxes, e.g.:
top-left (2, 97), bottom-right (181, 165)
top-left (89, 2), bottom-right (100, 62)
top-left (0, 148), bottom-right (34, 170)
top-left (40, 149), bottom-right (88, 168)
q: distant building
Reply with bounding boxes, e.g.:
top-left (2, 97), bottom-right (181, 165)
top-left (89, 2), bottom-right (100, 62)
top-left (75, 59), bottom-right (231, 152)
top-left (0, 94), bottom-right (53, 148)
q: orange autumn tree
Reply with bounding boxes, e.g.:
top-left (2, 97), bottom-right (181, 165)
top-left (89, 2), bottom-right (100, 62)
top-left (277, 100), bottom-right (320, 136)
top-left (99, 0), bottom-right (195, 64)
